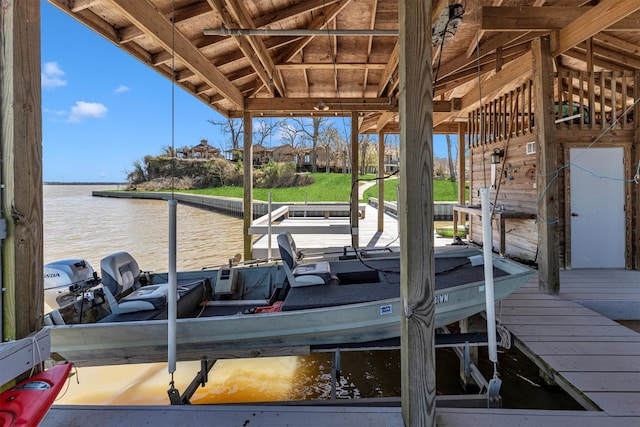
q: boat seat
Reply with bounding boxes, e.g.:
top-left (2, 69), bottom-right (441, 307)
top-left (100, 251), bottom-right (170, 314)
top-left (277, 232), bottom-right (332, 287)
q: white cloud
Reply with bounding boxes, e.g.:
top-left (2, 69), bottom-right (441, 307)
top-left (68, 101), bottom-right (108, 123)
top-left (41, 62), bottom-right (67, 89)
top-left (114, 85), bottom-right (130, 93)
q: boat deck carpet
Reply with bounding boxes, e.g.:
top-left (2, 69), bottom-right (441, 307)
top-left (282, 257), bottom-right (507, 311)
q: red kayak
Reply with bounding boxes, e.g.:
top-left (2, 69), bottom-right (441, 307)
top-left (0, 362), bottom-right (72, 427)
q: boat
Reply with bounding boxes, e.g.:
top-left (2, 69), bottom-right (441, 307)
top-left (45, 232), bottom-right (534, 367)
top-left (0, 362), bottom-right (73, 426)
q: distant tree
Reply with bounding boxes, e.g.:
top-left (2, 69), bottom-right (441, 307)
top-left (254, 118), bottom-right (282, 148)
top-left (209, 118), bottom-right (243, 151)
top-left (359, 135), bottom-right (374, 174)
top-left (291, 117), bottom-right (328, 173)
top-left (446, 134), bottom-right (456, 181)
top-left (319, 125), bottom-right (343, 173)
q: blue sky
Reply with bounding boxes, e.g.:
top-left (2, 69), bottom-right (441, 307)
top-left (40, 1), bottom-right (454, 183)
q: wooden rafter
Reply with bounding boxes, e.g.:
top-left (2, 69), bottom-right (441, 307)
top-left (482, 6), bottom-right (640, 32)
top-left (275, 0), bottom-right (352, 64)
top-left (105, 0), bottom-right (243, 108)
top-left (207, 0), bottom-right (281, 97)
top-left (556, 0), bottom-right (640, 56)
top-left (465, 0), bottom-right (504, 59)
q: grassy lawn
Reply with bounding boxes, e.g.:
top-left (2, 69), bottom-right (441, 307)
top-left (184, 173), bottom-right (467, 202)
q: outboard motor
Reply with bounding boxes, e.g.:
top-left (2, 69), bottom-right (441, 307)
top-left (44, 259), bottom-right (100, 309)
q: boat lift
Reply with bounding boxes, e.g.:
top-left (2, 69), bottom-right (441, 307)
top-left (170, 323), bottom-right (511, 407)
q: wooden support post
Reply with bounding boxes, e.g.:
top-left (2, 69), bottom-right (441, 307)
top-left (378, 131), bottom-right (385, 232)
top-left (351, 111), bottom-right (359, 248)
top-left (457, 124), bottom-right (466, 226)
top-left (399, 0), bottom-right (436, 425)
top-left (634, 72), bottom-right (640, 269)
top-left (533, 36), bottom-right (560, 294)
top-left (243, 111), bottom-right (253, 262)
top-left (0, 1), bottom-right (43, 344)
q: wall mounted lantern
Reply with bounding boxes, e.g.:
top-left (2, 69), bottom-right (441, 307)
top-left (491, 148), bottom-right (505, 164)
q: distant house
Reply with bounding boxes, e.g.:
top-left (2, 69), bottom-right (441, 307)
top-left (185, 139), bottom-right (221, 159)
top-left (271, 143), bottom-right (298, 163)
top-left (225, 144), bottom-right (272, 165)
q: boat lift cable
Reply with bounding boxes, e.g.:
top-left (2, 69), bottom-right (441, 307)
top-left (167, 0), bottom-right (179, 403)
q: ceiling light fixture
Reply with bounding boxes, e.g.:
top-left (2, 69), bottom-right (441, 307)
top-left (314, 101), bottom-right (330, 111)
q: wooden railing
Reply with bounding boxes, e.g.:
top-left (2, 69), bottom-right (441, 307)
top-left (468, 71), bottom-right (639, 148)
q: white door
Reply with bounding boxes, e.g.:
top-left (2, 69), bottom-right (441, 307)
top-left (570, 147), bottom-right (625, 268)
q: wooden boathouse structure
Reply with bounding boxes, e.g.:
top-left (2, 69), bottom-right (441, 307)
top-left (2, 1), bottom-right (640, 426)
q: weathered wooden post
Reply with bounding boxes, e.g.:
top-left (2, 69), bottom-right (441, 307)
top-left (533, 36), bottom-right (560, 294)
top-left (0, 0), bottom-right (44, 347)
top-left (351, 111), bottom-right (359, 248)
top-left (243, 111), bottom-right (253, 262)
top-left (399, 0), bottom-right (436, 425)
top-left (378, 131), bottom-right (385, 232)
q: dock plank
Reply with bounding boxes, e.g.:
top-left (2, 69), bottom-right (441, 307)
top-left (504, 325), bottom-right (638, 337)
top-left (501, 270), bottom-right (640, 418)
top-left (499, 315), bottom-right (619, 326)
top-left (586, 393), bottom-right (640, 416)
top-left (43, 405), bottom-right (640, 427)
top-left (561, 372), bottom-right (640, 392)
top-left (540, 355), bottom-right (640, 371)
top-left (523, 340), bottom-right (640, 356)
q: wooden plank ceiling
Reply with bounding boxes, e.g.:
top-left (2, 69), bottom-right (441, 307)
top-left (49, 0), bottom-right (640, 134)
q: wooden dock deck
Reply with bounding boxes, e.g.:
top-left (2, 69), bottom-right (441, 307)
top-left (43, 264), bottom-right (640, 426)
top-left (251, 204), bottom-right (457, 258)
top-left (499, 270), bottom-right (640, 417)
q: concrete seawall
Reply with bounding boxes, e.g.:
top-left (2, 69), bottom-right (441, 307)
top-left (93, 191), bottom-right (456, 220)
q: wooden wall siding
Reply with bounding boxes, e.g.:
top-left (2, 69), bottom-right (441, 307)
top-left (467, 69), bottom-right (639, 266)
top-left (468, 71), bottom-right (640, 148)
top-left (467, 134), bottom-right (539, 262)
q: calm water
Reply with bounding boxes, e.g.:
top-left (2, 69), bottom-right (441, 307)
top-left (44, 184), bottom-right (244, 272)
top-left (48, 185), bottom-right (582, 409)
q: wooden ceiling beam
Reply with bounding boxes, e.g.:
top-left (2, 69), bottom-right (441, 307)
top-left (481, 7), bottom-right (640, 32)
top-left (436, 31), bottom-right (540, 81)
top-left (276, 63), bottom-right (387, 70)
top-left (275, 0), bottom-right (352, 64)
top-left (119, 2), bottom-right (214, 44)
top-left (376, 112), bottom-right (396, 131)
top-left (254, 0), bottom-right (342, 27)
top-left (555, 0), bottom-right (640, 56)
top-left (207, 0), bottom-right (280, 97)
top-left (594, 32), bottom-right (640, 57)
top-left (377, 42), bottom-right (399, 97)
top-left (590, 41), bottom-right (640, 70)
top-left (243, 97), bottom-right (398, 114)
top-left (105, 0), bottom-right (243, 108)
top-left (70, 0), bottom-right (99, 12)
top-left (465, 0), bottom-right (504, 58)
top-left (222, 0), bottom-right (286, 96)
top-left (434, 51), bottom-right (533, 126)
top-left (363, 0), bottom-right (378, 97)
top-left (435, 44), bottom-right (530, 95)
